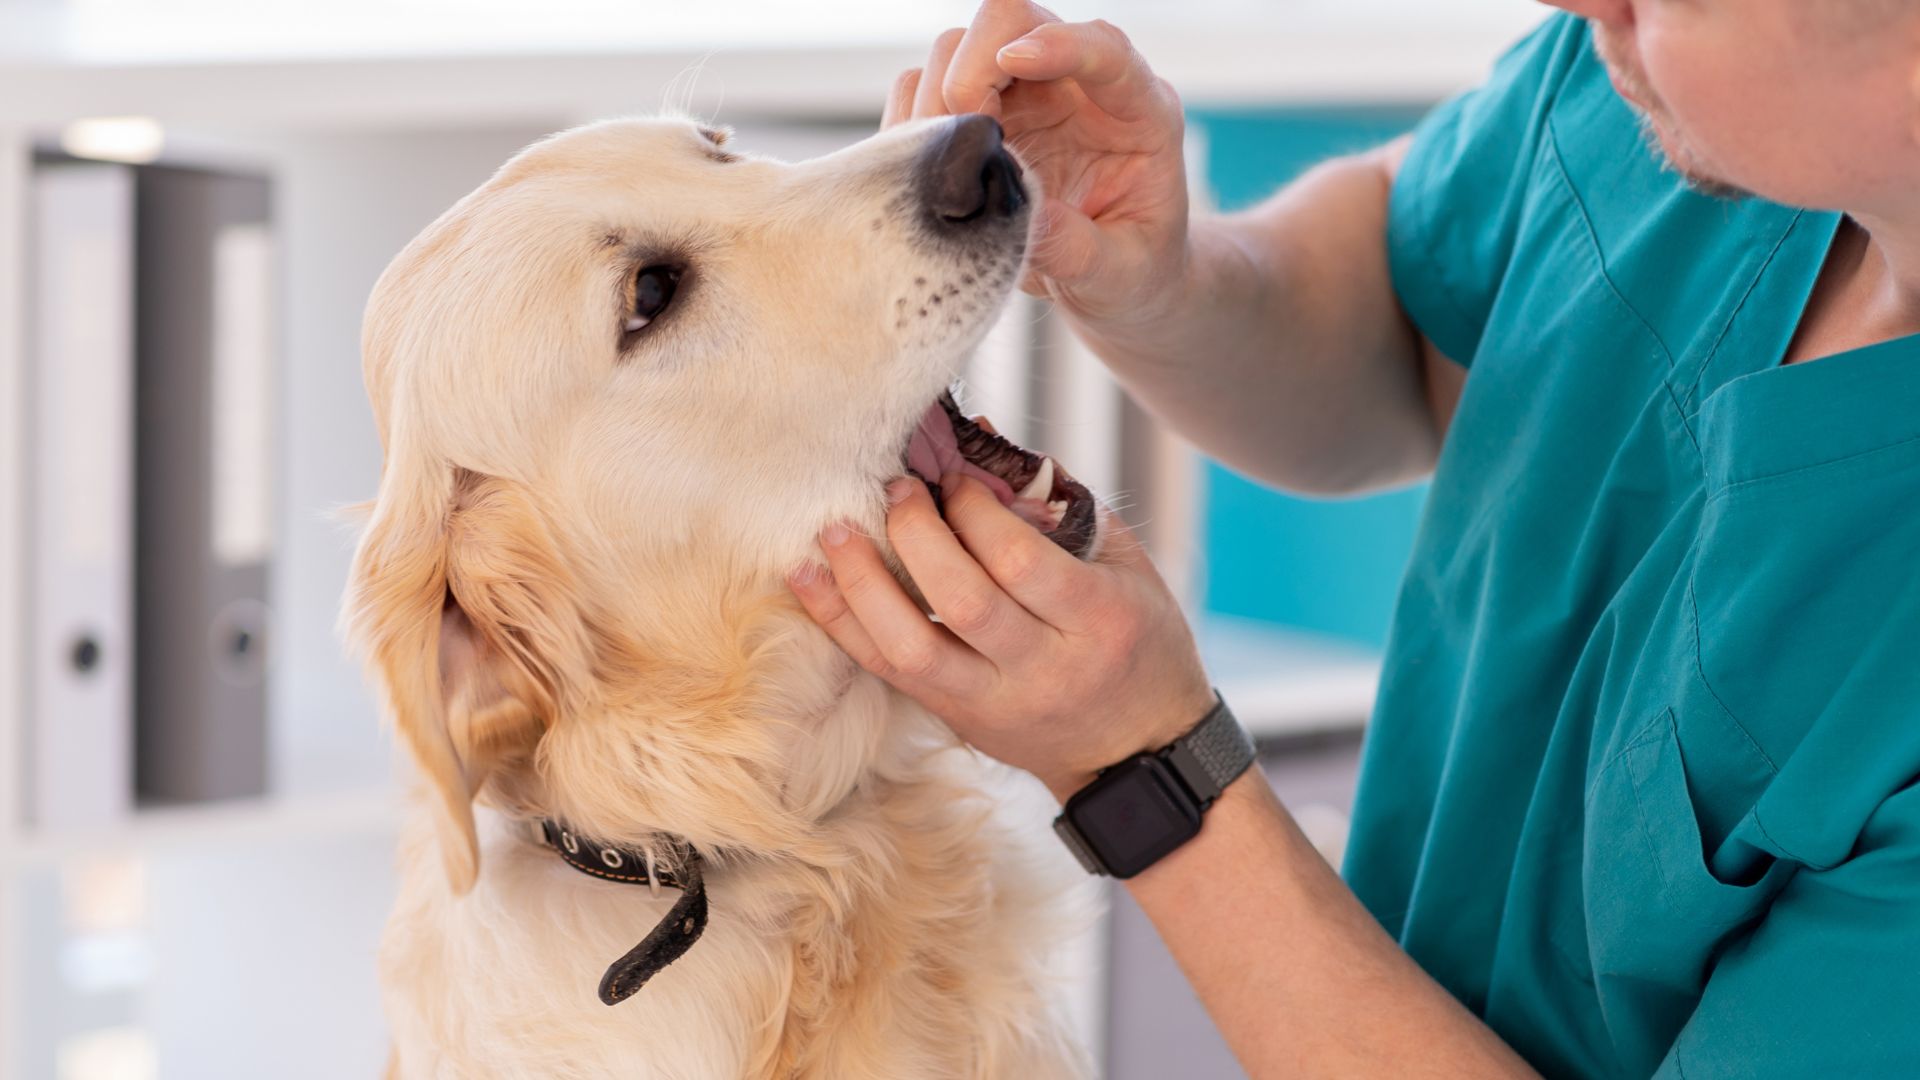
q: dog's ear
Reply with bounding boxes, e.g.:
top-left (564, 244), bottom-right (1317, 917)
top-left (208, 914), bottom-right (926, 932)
top-left (345, 465), bottom-right (593, 893)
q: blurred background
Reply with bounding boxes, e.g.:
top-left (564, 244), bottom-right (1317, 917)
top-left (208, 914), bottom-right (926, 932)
top-left (0, 1), bottom-right (1543, 1076)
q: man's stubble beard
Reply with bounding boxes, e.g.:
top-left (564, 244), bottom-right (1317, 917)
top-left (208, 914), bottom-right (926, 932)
top-left (1632, 110), bottom-right (1754, 202)
top-left (1589, 21), bottom-right (1755, 201)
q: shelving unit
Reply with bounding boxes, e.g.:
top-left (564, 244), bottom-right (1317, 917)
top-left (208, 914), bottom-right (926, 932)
top-left (1, 787), bottom-right (401, 870)
top-left (0, 3), bottom-right (1532, 1076)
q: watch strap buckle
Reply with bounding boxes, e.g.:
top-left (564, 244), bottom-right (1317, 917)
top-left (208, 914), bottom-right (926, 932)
top-left (1051, 814), bottom-right (1108, 877)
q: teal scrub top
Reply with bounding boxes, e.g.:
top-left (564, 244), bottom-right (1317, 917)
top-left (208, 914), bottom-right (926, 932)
top-left (1345, 14), bottom-right (1920, 1079)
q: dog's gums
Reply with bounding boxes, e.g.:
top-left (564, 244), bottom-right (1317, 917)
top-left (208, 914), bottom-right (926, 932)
top-left (903, 389), bottom-right (1098, 558)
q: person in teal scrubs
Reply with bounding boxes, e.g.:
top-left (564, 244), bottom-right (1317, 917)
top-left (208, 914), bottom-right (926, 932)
top-left (790, 1), bottom-right (1920, 1075)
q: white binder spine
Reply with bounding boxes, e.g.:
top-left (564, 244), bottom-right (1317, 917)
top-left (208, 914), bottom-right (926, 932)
top-left (0, 132), bottom-right (28, 843)
top-left (26, 162), bottom-right (137, 830)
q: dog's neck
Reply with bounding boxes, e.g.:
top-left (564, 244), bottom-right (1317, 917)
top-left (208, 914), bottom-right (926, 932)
top-left (490, 587), bottom-right (945, 869)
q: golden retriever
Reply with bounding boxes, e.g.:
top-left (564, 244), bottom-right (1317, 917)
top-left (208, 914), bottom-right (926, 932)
top-left (342, 113), bottom-right (1102, 1078)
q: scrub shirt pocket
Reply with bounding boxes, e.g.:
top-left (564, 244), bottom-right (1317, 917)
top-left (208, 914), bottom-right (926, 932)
top-left (1582, 709), bottom-right (1783, 1067)
top-left (1689, 338), bottom-right (1920, 795)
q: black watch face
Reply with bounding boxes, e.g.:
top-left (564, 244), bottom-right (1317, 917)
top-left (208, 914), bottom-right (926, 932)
top-left (1068, 755), bottom-right (1203, 878)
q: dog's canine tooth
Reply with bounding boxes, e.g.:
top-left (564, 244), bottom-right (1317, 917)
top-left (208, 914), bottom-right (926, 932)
top-left (1016, 457), bottom-right (1054, 502)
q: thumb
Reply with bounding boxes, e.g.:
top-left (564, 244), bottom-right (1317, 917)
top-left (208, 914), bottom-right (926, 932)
top-left (1089, 500), bottom-right (1152, 569)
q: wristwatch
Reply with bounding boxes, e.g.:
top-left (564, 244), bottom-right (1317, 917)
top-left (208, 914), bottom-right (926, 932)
top-left (1052, 691), bottom-right (1255, 879)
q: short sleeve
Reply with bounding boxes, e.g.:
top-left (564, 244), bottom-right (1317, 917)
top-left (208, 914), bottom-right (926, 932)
top-left (1386, 14), bottom-right (1587, 365)
top-left (1653, 780), bottom-right (1920, 1078)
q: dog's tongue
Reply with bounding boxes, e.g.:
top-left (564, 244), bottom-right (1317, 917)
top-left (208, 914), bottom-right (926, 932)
top-left (905, 402), bottom-right (1016, 504)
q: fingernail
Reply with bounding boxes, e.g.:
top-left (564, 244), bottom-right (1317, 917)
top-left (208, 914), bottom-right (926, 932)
top-left (788, 562), bottom-right (820, 586)
top-left (821, 522), bottom-right (850, 547)
top-left (886, 477), bottom-right (915, 506)
top-left (999, 38), bottom-right (1041, 62)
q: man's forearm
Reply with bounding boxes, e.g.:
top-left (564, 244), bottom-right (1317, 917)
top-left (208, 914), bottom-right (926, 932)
top-left (1062, 141), bottom-right (1441, 495)
top-left (1113, 772), bottom-right (1538, 1078)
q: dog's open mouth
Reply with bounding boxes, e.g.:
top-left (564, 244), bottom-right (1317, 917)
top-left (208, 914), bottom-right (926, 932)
top-left (903, 389), bottom-right (1098, 559)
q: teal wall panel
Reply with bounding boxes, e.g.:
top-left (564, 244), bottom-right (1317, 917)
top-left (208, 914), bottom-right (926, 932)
top-left (1188, 107), bottom-right (1428, 647)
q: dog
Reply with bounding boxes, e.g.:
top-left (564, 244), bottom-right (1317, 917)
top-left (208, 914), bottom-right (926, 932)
top-left (341, 112), bottom-right (1107, 1078)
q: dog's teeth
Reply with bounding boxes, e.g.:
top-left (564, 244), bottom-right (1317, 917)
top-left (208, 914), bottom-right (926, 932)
top-left (625, 315), bottom-right (650, 332)
top-left (1046, 499), bottom-right (1069, 517)
top-left (1017, 457), bottom-right (1055, 502)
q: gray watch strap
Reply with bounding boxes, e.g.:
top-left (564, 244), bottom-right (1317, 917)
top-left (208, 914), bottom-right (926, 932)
top-left (1162, 692), bottom-right (1254, 807)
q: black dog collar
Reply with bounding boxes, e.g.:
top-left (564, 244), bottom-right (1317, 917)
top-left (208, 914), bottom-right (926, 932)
top-left (536, 819), bottom-right (709, 1005)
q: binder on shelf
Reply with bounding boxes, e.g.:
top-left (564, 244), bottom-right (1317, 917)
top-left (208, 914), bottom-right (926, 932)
top-left (24, 161), bottom-right (139, 830)
top-left (133, 164), bottom-right (275, 805)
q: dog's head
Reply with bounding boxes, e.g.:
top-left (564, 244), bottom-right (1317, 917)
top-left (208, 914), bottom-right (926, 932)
top-left (344, 115), bottom-right (1099, 890)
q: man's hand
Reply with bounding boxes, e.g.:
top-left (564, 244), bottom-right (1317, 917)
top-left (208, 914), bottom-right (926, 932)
top-left (882, 0), bottom-right (1193, 330)
top-left (789, 475), bottom-right (1544, 1080)
top-left (787, 473), bottom-right (1215, 800)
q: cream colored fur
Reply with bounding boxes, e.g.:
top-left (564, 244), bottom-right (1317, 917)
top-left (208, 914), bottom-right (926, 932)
top-left (342, 116), bottom-right (1094, 1078)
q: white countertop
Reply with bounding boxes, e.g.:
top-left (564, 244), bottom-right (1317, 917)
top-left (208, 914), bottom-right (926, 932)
top-left (1198, 614), bottom-right (1380, 740)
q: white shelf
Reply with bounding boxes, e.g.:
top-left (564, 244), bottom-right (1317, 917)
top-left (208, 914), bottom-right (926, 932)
top-left (2, 786), bottom-right (401, 868)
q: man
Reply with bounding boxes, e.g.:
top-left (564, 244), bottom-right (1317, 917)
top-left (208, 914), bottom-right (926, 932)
top-left (787, 0), bottom-right (1920, 1075)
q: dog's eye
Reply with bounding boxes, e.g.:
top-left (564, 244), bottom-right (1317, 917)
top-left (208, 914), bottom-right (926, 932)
top-left (625, 265), bottom-right (682, 333)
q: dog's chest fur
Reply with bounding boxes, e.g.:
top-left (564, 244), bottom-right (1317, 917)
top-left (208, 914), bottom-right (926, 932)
top-left (379, 751), bottom-right (1091, 1079)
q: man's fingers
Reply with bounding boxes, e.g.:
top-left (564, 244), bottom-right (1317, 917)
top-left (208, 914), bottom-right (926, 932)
top-left (913, 28), bottom-right (967, 120)
top-left (883, 477), bottom-right (1052, 665)
top-left (938, 473), bottom-right (1109, 633)
top-left (993, 19), bottom-right (1173, 124)
top-left (813, 523), bottom-right (997, 696)
top-left (786, 563), bottom-right (896, 681)
top-left (944, 0), bottom-right (1060, 117)
top-left (882, 67), bottom-right (922, 129)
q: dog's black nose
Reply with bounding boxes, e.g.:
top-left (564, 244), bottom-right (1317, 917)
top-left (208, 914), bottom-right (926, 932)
top-left (919, 114), bottom-right (1027, 223)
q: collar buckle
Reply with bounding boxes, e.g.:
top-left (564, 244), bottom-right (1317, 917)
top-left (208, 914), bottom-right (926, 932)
top-left (530, 817), bottom-right (712, 1005)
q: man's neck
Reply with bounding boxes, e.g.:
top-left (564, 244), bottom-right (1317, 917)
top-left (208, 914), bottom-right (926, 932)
top-left (1783, 212), bottom-right (1920, 364)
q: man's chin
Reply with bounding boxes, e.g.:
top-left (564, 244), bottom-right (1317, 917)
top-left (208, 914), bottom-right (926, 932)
top-left (1636, 114), bottom-right (1753, 202)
